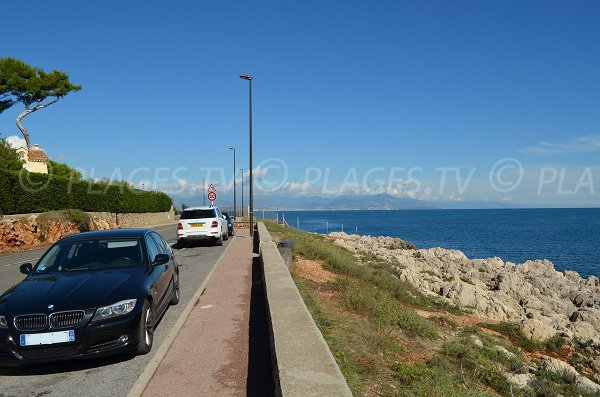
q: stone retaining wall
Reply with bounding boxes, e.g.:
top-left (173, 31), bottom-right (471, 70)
top-left (1, 210), bottom-right (177, 228)
top-left (89, 210), bottom-right (177, 228)
top-left (257, 222), bottom-right (352, 397)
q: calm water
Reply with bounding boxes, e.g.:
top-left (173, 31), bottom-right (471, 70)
top-left (259, 209), bottom-right (600, 278)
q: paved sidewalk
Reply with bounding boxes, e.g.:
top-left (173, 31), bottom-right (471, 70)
top-left (142, 231), bottom-right (254, 397)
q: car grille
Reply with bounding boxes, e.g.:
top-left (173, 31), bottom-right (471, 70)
top-left (19, 345), bottom-right (80, 360)
top-left (50, 311), bottom-right (85, 328)
top-left (14, 314), bottom-right (47, 331)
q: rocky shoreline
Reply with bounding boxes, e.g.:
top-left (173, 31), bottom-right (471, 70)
top-left (329, 232), bottom-right (600, 345)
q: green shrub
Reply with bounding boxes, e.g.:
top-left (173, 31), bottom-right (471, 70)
top-left (442, 339), bottom-right (519, 395)
top-left (63, 209), bottom-right (90, 229)
top-left (0, 169), bottom-right (172, 214)
top-left (462, 329), bottom-right (529, 374)
top-left (36, 210), bottom-right (91, 233)
top-left (393, 360), bottom-right (494, 397)
top-left (338, 279), bottom-right (372, 315)
top-left (337, 278), bottom-right (438, 339)
top-left (541, 335), bottom-right (564, 353)
top-left (394, 309), bottom-right (438, 339)
top-left (480, 322), bottom-right (566, 354)
top-left (479, 322), bottom-right (539, 351)
top-left (443, 340), bottom-right (476, 361)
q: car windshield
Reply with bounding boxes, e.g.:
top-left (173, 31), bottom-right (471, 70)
top-left (180, 209), bottom-right (215, 219)
top-left (34, 239), bottom-right (145, 273)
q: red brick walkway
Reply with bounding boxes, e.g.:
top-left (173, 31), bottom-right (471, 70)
top-left (142, 231), bottom-right (253, 397)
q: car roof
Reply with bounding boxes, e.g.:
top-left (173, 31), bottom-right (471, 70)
top-left (60, 228), bottom-right (153, 242)
top-left (183, 206), bottom-right (218, 211)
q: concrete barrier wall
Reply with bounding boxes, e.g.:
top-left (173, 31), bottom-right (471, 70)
top-left (257, 222), bottom-right (352, 397)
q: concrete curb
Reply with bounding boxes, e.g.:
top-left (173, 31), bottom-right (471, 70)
top-left (126, 238), bottom-right (235, 397)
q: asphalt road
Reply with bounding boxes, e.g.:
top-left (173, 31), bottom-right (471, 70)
top-left (0, 225), bottom-right (232, 397)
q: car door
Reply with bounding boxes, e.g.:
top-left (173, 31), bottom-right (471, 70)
top-left (151, 232), bottom-right (175, 295)
top-left (145, 234), bottom-right (171, 311)
top-left (151, 232), bottom-right (174, 260)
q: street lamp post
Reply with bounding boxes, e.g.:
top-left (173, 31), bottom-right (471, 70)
top-left (240, 168), bottom-right (244, 217)
top-left (229, 146), bottom-right (236, 218)
top-left (240, 74), bottom-right (253, 236)
top-left (202, 178), bottom-right (206, 206)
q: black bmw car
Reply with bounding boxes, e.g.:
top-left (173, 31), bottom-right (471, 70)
top-left (0, 228), bottom-right (180, 366)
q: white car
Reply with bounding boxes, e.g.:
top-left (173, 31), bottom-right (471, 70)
top-left (177, 206), bottom-right (229, 247)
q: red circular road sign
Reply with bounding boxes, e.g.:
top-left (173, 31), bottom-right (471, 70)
top-left (208, 191), bottom-right (217, 201)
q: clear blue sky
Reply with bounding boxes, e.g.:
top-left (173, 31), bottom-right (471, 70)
top-left (1, 0), bottom-right (599, 207)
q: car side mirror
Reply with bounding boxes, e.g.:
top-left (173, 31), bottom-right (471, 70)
top-left (222, 215), bottom-right (226, 219)
top-left (152, 254), bottom-right (169, 266)
top-left (20, 263), bottom-right (33, 275)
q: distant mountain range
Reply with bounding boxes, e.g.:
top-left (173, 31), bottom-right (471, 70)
top-left (171, 193), bottom-right (516, 210)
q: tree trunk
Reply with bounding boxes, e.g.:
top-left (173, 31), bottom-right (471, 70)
top-left (16, 108), bottom-right (33, 149)
top-left (14, 100), bottom-right (60, 150)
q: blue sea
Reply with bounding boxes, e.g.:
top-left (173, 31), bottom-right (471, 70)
top-left (258, 208), bottom-right (600, 278)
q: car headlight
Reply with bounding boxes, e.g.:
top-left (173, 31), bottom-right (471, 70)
top-left (92, 299), bottom-right (137, 322)
top-left (0, 315), bottom-right (7, 329)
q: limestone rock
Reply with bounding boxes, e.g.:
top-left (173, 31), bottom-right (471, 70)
top-left (578, 375), bottom-right (600, 394)
top-left (470, 335), bottom-right (484, 348)
top-left (540, 356), bottom-right (579, 379)
top-left (522, 319), bottom-right (556, 342)
top-left (329, 232), bottom-right (600, 344)
top-left (495, 345), bottom-right (516, 359)
top-left (540, 356), bottom-right (600, 394)
top-left (506, 373), bottom-right (534, 388)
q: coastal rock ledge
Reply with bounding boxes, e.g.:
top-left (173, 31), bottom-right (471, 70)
top-left (329, 232), bottom-right (600, 344)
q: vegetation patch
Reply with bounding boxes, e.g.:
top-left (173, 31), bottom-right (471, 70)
top-left (337, 278), bottom-right (438, 339)
top-left (479, 322), bottom-right (564, 353)
top-left (37, 209), bottom-right (90, 233)
top-left (394, 359), bottom-right (494, 397)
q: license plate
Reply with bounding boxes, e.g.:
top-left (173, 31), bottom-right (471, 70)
top-left (190, 223), bottom-right (204, 227)
top-left (20, 330), bottom-right (75, 346)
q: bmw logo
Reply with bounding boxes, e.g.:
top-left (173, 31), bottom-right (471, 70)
top-left (48, 304), bottom-right (54, 311)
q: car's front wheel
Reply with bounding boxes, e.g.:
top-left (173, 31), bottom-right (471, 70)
top-left (137, 300), bottom-right (154, 355)
top-left (170, 273), bottom-right (180, 305)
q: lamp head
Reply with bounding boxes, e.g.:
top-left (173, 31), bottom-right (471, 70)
top-left (239, 74), bottom-right (253, 80)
